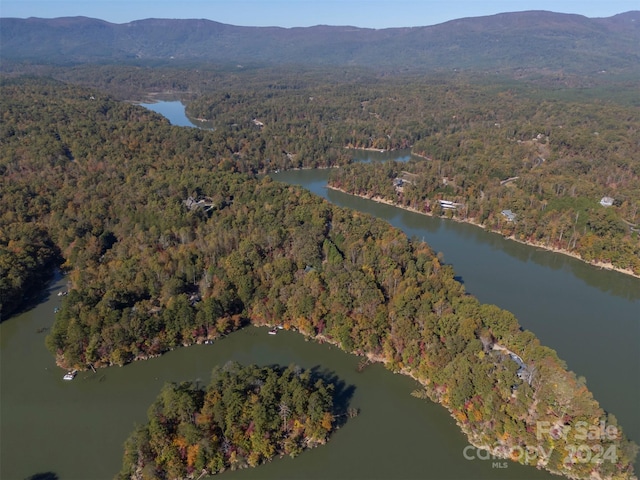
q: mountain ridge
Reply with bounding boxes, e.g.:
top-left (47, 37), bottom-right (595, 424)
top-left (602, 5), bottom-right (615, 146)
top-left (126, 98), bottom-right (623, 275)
top-left (1, 11), bottom-right (639, 75)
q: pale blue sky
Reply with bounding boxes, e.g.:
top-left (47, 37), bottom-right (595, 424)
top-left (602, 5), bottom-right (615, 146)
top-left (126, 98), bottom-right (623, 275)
top-left (1, 0), bottom-right (638, 29)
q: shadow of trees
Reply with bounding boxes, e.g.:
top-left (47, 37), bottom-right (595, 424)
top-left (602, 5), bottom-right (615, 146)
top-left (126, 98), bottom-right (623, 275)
top-left (26, 473), bottom-right (59, 480)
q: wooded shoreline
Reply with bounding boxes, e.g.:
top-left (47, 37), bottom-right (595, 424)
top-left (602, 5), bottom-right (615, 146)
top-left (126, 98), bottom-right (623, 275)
top-left (326, 185), bottom-right (640, 280)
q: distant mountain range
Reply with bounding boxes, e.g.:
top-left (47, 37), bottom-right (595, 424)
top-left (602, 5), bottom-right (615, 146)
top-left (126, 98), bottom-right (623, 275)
top-left (1, 11), bottom-right (639, 75)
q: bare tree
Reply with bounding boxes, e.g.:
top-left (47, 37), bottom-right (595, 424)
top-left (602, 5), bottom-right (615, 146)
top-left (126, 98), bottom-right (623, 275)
top-left (279, 402), bottom-right (291, 431)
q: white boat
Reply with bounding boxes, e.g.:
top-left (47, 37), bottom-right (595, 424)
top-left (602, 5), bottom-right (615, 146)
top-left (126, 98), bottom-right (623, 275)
top-left (268, 328), bottom-right (278, 335)
top-left (63, 370), bottom-right (77, 380)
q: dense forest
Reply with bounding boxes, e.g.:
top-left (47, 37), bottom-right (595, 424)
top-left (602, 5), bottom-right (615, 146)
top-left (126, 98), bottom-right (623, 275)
top-left (119, 363), bottom-right (339, 479)
top-left (1, 76), bottom-right (638, 479)
top-left (186, 77), bottom-right (640, 275)
top-left (129, 67), bottom-right (639, 275)
top-left (322, 89), bottom-right (640, 275)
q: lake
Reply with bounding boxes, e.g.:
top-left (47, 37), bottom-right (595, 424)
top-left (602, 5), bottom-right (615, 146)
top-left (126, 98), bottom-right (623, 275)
top-left (1, 100), bottom-right (636, 480)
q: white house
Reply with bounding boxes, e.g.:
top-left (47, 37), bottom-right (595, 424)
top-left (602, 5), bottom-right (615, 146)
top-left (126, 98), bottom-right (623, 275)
top-left (600, 196), bottom-right (614, 207)
top-left (438, 200), bottom-right (458, 210)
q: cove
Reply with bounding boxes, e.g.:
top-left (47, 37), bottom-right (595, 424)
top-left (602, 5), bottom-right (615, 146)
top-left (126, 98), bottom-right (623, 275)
top-left (0, 275), bottom-right (553, 480)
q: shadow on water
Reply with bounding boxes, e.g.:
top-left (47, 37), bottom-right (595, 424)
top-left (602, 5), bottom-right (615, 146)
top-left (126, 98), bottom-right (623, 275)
top-left (0, 269), bottom-right (63, 324)
top-left (308, 365), bottom-right (357, 427)
top-left (365, 197), bottom-right (640, 301)
top-left (491, 231), bottom-right (640, 301)
top-left (26, 473), bottom-right (59, 480)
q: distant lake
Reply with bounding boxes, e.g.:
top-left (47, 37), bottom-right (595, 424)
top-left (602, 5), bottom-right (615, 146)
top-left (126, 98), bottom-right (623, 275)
top-left (139, 100), bottom-right (209, 128)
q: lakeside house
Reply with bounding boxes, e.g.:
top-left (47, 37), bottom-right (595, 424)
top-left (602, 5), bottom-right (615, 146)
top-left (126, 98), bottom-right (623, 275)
top-left (184, 196), bottom-right (215, 212)
top-left (438, 200), bottom-right (458, 210)
top-left (393, 172), bottom-right (419, 192)
top-left (501, 209), bottom-right (517, 222)
top-left (393, 178), bottom-right (405, 192)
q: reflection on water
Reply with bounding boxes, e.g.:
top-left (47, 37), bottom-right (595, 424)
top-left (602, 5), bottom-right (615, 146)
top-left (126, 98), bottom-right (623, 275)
top-left (445, 220), bottom-right (640, 302)
top-left (349, 148), bottom-right (412, 164)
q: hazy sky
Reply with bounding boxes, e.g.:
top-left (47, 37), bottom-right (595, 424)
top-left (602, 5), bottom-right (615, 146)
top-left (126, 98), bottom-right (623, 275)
top-left (1, 0), bottom-right (638, 28)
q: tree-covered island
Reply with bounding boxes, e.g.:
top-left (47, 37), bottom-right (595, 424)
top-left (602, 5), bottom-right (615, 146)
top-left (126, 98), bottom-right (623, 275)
top-left (118, 363), bottom-right (340, 479)
top-left (0, 76), bottom-right (638, 480)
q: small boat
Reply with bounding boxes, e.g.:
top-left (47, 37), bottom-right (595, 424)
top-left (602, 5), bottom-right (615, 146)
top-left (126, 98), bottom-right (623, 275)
top-left (63, 370), bottom-right (77, 380)
top-left (268, 328), bottom-right (278, 335)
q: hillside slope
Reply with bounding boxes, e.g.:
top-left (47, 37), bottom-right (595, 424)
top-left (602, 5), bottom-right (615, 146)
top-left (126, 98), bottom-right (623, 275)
top-left (1, 11), bottom-right (639, 75)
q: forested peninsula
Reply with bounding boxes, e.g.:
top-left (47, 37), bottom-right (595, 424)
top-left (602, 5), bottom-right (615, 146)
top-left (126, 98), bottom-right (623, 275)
top-left (1, 76), bottom-right (638, 480)
top-left (119, 363), bottom-right (339, 479)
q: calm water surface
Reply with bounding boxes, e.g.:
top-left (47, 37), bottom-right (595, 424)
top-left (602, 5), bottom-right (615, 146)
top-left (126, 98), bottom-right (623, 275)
top-left (2, 101), bottom-right (635, 480)
top-left (139, 101), bottom-right (194, 127)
